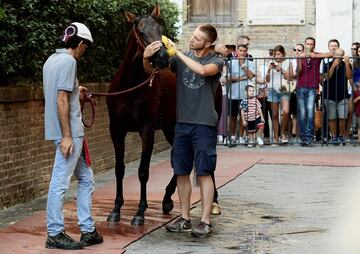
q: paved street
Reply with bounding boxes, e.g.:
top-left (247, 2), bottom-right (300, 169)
top-left (0, 144), bottom-right (359, 253)
top-left (126, 145), bottom-right (360, 254)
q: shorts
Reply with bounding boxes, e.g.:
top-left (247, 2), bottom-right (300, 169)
top-left (247, 116), bottom-right (264, 133)
top-left (324, 99), bottom-right (348, 120)
top-left (228, 99), bottom-right (241, 116)
top-left (267, 88), bottom-right (290, 103)
top-left (171, 123), bottom-right (217, 176)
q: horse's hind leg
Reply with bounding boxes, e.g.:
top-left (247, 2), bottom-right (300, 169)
top-left (107, 125), bottom-right (126, 222)
top-left (161, 127), bottom-right (175, 214)
top-left (131, 128), bottom-right (154, 226)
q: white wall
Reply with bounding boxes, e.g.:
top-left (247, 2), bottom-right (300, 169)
top-left (316, 0), bottom-right (353, 55)
top-left (353, 0), bottom-right (360, 44)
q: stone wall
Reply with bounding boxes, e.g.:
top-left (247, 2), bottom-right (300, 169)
top-left (0, 84), bottom-right (170, 208)
top-left (178, 0), bottom-right (316, 56)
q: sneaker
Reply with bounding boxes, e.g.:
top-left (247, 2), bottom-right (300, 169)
top-left (330, 137), bottom-right (339, 146)
top-left (281, 138), bottom-right (288, 144)
top-left (256, 137), bottom-right (264, 146)
top-left (211, 202), bottom-right (222, 215)
top-left (338, 136), bottom-right (345, 146)
top-left (165, 217), bottom-right (192, 232)
top-left (45, 231), bottom-right (83, 250)
top-left (80, 228), bottom-right (103, 246)
top-left (191, 221), bottom-right (213, 238)
top-left (239, 137), bottom-right (245, 144)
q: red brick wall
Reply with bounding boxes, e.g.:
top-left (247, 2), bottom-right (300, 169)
top-left (0, 84), bottom-right (170, 208)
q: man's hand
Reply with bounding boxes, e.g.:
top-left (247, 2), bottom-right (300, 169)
top-left (344, 55), bottom-right (350, 64)
top-left (79, 86), bottom-right (88, 106)
top-left (242, 120), bottom-right (247, 127)
top-left (60, 136), bottom-right (73, 158)
top-left (144, 41), bottom-right (162, 58)
top-left (333, 58), bottom-right (341, 67)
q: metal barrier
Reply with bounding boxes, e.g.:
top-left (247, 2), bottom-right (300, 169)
top-left (216, 56), bottom-right (359, 147)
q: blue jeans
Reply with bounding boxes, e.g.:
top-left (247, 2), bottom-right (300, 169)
top-left (47, 137), bottom-right (95, 236)
top-left (297, 88), bottom-right (316, 143)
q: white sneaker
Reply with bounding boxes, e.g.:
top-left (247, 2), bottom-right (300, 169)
top-left (218, 135), bottom-right (223, 143)
top-left (239, 137), bottom-right (245, 144)
top-left (257, 137), bottom-right (264, 146)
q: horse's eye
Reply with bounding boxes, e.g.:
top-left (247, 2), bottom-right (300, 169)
top-left (138, 22), bottom-right (145, 31)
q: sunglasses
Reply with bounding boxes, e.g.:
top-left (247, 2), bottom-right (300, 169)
top-left (293, 48), bottom-right (302, 52)
top-left (352, 48), bottom-right (357, 50)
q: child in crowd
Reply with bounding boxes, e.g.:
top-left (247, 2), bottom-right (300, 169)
top-left (240, 85), bottom-right (265, 147)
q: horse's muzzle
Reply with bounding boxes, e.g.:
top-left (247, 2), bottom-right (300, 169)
top-left (150, 46), bottom-right (169, 69)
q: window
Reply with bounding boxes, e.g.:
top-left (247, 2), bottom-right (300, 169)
top-left (188, 0), bottom-right (236, 24)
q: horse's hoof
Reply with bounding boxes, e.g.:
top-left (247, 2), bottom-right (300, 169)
top-left (162, 199), bottom-right (174, 214)
top-left (107, 212), bottom-right (120, 222)
top-left (131, 216), bottom-right (145, 226)
top-left (211, 202), bottom-right (222, 215)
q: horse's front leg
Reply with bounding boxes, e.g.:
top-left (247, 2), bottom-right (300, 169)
top-left (107, 126), bottom-right (126, 222)
top-left (131, 128), bottom-right (154, 225)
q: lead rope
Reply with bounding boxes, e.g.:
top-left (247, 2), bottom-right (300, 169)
top-left (81, 68), bottom-right (159, 128)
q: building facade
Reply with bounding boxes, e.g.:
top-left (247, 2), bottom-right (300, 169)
top-left (173, 0), bottom-right (359, 56)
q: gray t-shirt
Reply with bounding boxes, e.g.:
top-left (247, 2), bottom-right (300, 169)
top-left (170, 51), bottom-right (224, 127)
top-left (43, 49), bottom-right (84, 140)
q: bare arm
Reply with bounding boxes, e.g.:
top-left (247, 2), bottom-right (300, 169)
top-left (57, 90), bottom-right (73, 157)
top-left (328, 59), bottom-right (341, 79)
top-left (175, 50), bottom-right (220, 76)
top-left (240, 108), bottom-right (247, 126)
top-left (310, 52), bottom-right (333, 58)
top-left (296, 59), bottom-right (303, 76)
top-left (240, 64), bottom-right (255, 79)
top-left (257, 103), bottom-right (264, 120)
top-left (344, 56), bottom-right (353, 80)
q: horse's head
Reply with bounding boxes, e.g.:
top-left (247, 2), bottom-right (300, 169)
top-left (125, 4), bottom-right (169, 69)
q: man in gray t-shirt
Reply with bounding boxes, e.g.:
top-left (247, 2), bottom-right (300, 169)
top-left (143, 24), bottom-right (223, 238)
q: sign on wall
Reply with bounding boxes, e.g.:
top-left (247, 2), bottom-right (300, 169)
top-left (247, 0), bottom-right (305, 25)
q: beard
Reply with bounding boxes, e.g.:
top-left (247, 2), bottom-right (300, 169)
top-left (190, 42), bottom-right (206, 51)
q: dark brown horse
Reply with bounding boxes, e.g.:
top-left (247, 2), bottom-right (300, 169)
top-left (106, 4), bottom-right (221, 225)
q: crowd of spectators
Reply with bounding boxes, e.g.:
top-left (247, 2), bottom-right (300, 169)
top-left (214, 36), bottom-right (360, 147)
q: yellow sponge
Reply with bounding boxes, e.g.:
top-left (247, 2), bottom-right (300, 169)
top-left (161, 35), bottom-right (176, 57)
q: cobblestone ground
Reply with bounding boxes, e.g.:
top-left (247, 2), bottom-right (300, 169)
top-left (126, 163), bottom-right (360, 254)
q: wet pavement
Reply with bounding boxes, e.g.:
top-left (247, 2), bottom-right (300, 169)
top-left (0, 144), bottom-right (360, 253)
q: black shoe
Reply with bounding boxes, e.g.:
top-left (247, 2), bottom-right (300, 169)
top-left (45, 231), bottom-right (83, 250)
top-left (165, 217), bottom-right (192, 232)
top-left (191, 221), bottom-right (213, 238)
top-left (80, 228), bottom-right (104, 246)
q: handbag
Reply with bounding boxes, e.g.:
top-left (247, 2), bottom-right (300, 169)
top-left (314, 109), bottom-right (323, 130)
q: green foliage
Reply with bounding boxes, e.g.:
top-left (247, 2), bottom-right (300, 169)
top-left (0, 0), bottom-right (180, 85)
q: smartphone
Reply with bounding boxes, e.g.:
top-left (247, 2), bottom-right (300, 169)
top-left (305, 46), bottom-right (310, 57)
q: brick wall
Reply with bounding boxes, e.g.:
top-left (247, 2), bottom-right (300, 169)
top-left (0, 84), bottom-right (170, 208)
top-left (178, 0), bottom-right (316, 56)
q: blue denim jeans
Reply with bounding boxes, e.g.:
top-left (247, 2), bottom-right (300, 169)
top-left (47, 137), bottom-right (95, 236)
top-left (297, 88), bottom-right (316, 143)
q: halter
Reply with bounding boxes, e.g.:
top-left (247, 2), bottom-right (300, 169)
top-left (132, 26), bottom-right (147, 51)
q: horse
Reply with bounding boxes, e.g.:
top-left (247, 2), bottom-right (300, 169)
top-left (106, 4), bottom-right (221, 226)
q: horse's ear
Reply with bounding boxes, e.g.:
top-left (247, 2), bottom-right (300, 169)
top-left (125, 11), bottom-right (137, 23)
top-left (151, 3), bottom-right (160, 18)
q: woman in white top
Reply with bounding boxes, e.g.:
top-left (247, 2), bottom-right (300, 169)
top-left (262, 45), bottom-right (294, 144)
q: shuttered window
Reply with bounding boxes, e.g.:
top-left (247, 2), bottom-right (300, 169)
top-left (188, 0), bottom-right (236, 24)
